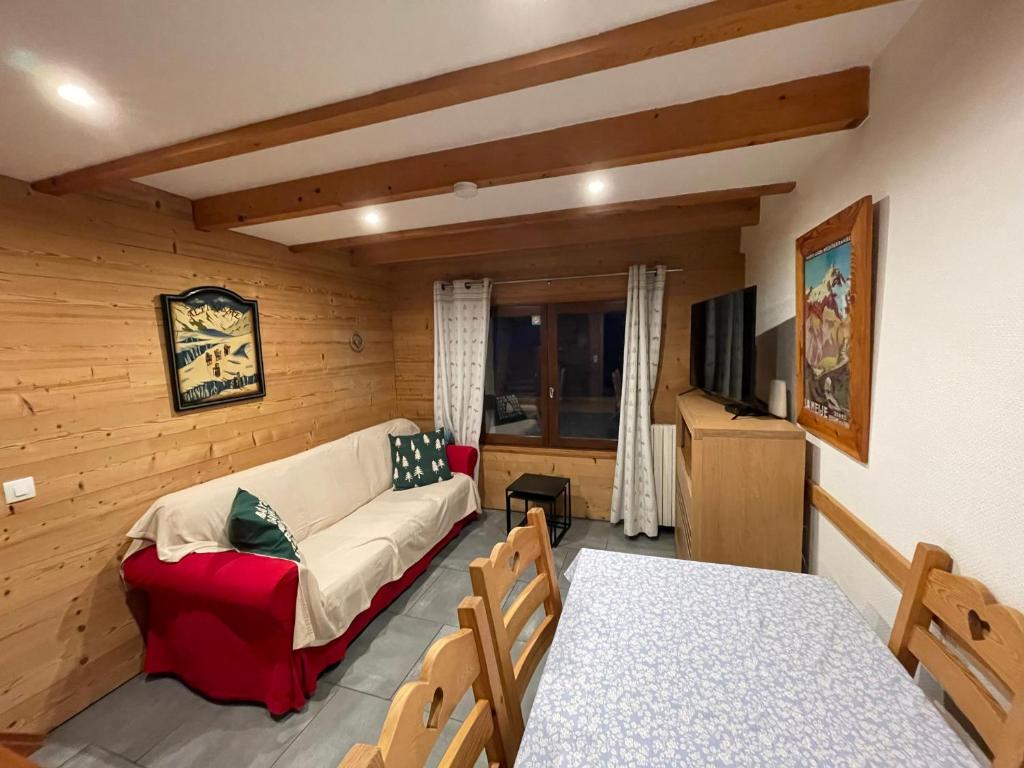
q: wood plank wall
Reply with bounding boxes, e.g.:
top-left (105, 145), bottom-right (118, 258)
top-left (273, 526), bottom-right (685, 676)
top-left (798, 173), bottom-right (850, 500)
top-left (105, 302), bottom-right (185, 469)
top-left (388, 233), bottom-right (745, 519)
top-left (0, 175), bottom-right (398, 733)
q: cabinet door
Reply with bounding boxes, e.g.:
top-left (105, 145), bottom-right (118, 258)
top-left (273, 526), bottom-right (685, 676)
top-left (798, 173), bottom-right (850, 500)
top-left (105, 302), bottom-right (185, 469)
top-left (700, 437), bottom-right (802, 571)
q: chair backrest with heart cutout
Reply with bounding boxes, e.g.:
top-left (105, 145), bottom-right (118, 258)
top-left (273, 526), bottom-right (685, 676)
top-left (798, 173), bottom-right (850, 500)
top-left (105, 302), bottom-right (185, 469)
top-left (468, 508), bottom-right (563, 750)
top-left (889, 542), bottom-right (1024, 767)
top-left (338, 596), bottom-right (515, 768)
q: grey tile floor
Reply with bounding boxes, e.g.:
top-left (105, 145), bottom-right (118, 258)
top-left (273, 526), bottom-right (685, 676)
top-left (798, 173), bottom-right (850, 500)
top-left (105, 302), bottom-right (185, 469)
top-left (34, 510), bottom-right (675, 768)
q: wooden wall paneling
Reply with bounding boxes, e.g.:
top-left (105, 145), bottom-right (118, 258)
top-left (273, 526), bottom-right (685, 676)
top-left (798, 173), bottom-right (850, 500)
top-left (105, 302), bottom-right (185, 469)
top-left (388, 231), bottom-right (745, 517)
top-left (480, 447), bottom-right (616, 521)
top-left (0, 175), bottom-right (399, 733)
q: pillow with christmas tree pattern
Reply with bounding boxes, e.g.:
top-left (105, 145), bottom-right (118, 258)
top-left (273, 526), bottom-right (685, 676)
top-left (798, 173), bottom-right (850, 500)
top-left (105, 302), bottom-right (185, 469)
top-left (227, 488), bottom-right (302, 562)
top-left (389, 429), bottom-right (453, 490)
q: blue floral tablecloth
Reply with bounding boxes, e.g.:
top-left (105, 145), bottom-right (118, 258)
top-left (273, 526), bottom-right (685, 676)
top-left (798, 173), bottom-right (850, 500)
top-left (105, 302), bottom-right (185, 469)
top-left (515, 549), bottom-right (980, 767)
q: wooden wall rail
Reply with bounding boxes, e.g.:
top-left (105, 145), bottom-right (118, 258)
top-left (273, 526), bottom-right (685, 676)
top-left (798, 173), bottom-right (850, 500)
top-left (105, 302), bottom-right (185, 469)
top-left (808, 481), bottom-right (911, 588)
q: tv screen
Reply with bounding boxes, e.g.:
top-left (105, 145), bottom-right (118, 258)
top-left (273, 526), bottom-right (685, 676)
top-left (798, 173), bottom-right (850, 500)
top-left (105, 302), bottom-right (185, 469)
top-left (689, 286), bottom-right (757, 406)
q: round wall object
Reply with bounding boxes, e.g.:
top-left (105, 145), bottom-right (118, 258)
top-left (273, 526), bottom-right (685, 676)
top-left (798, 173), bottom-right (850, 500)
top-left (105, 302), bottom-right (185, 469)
top-left (350, 332), bottom-right (365, 353)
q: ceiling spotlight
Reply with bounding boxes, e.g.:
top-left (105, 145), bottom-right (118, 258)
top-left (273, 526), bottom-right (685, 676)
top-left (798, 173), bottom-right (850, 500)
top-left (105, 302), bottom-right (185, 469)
top-left (587, 179), bottom-right (607, 195)
top-left (453, 181), bottom-right (479, 199)
top-left (57, 82), bottom-right (95, 107)
top-left (362, 210), bottom-right (382, 226)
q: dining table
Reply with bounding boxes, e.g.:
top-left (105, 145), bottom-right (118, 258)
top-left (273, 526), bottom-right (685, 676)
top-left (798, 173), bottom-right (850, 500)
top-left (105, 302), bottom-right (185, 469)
top-left (515, 548), bottom-right (982, 767)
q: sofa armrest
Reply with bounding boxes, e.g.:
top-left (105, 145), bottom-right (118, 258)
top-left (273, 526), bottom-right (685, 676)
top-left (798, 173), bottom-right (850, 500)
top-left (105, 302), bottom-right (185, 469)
top-left (446, 445), bottom-right (478, 477)
top-left (123, 546), bottom-right (299, 623)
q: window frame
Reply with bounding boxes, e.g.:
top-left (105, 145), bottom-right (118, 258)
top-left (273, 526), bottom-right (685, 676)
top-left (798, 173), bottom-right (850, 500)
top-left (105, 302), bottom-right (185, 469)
top-left (483, 299), bottom-right (625, 451)
top-left (483, 305), bottom-right (549, 449)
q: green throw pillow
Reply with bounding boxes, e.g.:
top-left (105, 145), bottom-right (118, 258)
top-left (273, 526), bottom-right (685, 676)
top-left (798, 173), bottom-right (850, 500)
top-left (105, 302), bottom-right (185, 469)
top-left (227, 488), bottom-right (301, 562)
top-left (390, 429), bottom-right (453, 490)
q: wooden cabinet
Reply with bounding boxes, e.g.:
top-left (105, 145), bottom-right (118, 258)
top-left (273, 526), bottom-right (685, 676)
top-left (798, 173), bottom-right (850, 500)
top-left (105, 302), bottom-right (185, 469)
top-left (674, 391), bottom-right (805, 571)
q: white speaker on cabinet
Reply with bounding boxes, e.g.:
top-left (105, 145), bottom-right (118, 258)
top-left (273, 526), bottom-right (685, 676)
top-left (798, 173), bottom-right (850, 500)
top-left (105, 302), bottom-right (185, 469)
top-left (768, 379), bottom-right (788, 419)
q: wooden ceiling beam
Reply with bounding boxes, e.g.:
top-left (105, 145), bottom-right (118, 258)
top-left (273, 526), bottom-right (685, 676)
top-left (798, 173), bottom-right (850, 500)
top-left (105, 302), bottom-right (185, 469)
top-left (193, 68), bottom-right (866, 230)
top-left (337, 197), bottom-right (767, 266)
top-left (31, 0), bottom-right (897, 196)
top-left (291, 183), bottom-right (795, 254)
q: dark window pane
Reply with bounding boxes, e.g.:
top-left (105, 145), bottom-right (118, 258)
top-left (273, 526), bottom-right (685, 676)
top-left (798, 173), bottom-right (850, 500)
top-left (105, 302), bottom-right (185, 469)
top-left (484, 312), bottom-right (543, 439)
top-left (555, 308), bottom-right (625, 441)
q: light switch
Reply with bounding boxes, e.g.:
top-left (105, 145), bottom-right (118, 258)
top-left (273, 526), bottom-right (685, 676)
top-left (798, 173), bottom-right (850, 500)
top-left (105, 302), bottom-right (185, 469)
top-left (3, 476), bottom-right (36, 504)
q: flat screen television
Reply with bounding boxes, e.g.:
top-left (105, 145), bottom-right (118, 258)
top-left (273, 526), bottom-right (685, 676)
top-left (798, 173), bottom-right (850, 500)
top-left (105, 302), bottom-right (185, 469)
top-left (689, 285), bottom-right (760, 414)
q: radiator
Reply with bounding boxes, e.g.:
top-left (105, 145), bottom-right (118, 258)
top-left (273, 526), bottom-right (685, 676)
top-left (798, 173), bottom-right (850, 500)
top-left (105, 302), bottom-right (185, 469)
top-left (651, 423), bottom-right (676, 528)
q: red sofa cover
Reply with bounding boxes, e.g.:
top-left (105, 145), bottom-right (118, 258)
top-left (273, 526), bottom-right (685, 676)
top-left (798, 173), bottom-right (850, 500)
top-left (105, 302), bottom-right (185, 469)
top-left (122, 444), bottom-right (479, 714)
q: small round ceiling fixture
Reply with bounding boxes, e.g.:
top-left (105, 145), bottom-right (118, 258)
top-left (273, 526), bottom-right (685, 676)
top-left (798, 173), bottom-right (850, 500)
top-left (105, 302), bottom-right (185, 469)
top-left (361, 210), bottom-right (382, 226)
top-left (586, 178), bottom-right (607, 196)
top-left (453, 181), bottom-right (479, 199)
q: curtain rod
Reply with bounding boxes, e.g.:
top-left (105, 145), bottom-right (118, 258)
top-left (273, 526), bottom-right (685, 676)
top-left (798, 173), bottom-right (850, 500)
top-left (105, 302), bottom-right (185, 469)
top-left (439, 268), bottom-right (682, 288)
top-left (494, 268), bottom-right (681, 286)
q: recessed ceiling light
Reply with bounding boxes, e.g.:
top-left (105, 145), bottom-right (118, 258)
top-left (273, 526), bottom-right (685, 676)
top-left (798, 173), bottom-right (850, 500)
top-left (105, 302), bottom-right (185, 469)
top-left (453, 181), bottom-right (478, 199)
top-left (587, 179), bottom-right (607, 195)
top-left (362, 210), bottom-right (382, 226)
top-left (57, 82), bottom-right (95, 107)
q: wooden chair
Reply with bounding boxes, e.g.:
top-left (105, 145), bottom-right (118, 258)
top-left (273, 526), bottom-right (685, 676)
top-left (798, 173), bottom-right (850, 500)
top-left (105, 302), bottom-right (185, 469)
top-left (0, 733), bottom-right (43, 768)
top-left (0, 747), bottom-right (39, 768)
top-left (888, 542), bottom-right (1024, 767)
top-left (338, 596), bottom-right (515, 768)
top-left (469, 507), bottom-right (563, 749)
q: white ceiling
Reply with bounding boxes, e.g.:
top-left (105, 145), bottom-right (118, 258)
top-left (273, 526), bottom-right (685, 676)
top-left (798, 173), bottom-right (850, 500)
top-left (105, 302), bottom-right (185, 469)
top-left (0, 0), bottom-right (706, 181)
top-left (0, 0), bottom-right (921, 247)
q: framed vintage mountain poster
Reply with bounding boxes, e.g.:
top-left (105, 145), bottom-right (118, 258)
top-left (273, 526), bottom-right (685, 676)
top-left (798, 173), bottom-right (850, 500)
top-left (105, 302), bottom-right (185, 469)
top-left (160, 286), bottom-right (267, 411)
top-left (795, 197), bottom-right (873, 462)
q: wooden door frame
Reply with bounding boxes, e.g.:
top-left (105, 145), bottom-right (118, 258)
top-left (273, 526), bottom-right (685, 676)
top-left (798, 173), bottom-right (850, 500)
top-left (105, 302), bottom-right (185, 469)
top-left (546, 300), bottom-right (626, 451)
top-left (481, 300), bottom-right (626, 451)
top-left (482, 305), bottom-right (549, 448)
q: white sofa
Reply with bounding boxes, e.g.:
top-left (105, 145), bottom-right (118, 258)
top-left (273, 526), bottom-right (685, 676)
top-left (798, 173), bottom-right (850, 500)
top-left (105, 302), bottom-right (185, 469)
top-left (122, 418), bottom-right (480, 712)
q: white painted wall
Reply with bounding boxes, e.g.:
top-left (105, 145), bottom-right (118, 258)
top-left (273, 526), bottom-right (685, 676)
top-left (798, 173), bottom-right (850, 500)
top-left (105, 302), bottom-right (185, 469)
top-left (743, 0), bottom-right (1024, 635)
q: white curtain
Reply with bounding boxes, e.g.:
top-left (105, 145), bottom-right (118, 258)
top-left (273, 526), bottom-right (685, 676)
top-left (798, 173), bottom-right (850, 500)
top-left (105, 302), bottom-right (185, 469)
top-left (433, 279), bottom-right (492, 450)
top-left (611, 265), bottom-right (667, 537)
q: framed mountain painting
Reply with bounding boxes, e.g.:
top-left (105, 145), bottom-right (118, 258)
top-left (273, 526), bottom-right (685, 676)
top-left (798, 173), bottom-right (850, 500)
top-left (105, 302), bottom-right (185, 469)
top-left (160, 286), bottom-right (267, 411)
top-left (795, 197), bottom-right (873, 462)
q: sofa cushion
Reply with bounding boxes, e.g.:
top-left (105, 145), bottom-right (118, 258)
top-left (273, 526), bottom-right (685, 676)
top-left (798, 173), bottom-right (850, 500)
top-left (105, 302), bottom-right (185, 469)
top-left (347, 419), bottom-right (416, 499)
top-left (228, 489), bottom-right (302, 562)
top-left (300, 473), bottom-right (479, 624)
top-left (390, 429), bottom-right (452, 490)
top-left (125, 418), bottom-right (421, 562)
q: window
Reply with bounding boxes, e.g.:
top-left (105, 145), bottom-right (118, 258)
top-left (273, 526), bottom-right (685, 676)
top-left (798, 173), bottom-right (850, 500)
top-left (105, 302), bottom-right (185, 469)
top-left (484, 301), bottom-right (626, 449)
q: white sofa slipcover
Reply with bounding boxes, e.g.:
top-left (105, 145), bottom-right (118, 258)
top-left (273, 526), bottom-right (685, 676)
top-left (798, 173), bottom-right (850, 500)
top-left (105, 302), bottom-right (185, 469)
top-left (124, 418), bottom-right (479, 648)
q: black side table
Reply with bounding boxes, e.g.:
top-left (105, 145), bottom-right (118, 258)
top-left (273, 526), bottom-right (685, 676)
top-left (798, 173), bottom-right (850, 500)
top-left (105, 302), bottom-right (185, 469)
top-left (505, 473), bottom-right (571, 547)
